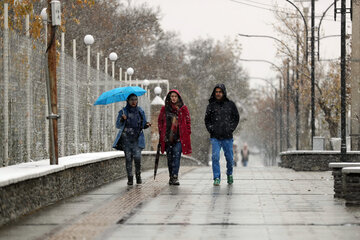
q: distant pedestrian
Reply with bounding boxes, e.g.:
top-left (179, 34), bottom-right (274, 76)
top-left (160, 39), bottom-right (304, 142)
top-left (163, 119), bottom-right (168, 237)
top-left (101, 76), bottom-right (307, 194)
top-left (158, 89), bottom-right (192, 185)
top-left (205, 84), bottom-right (239, 186)
top-left (233, 143), bottom-right (239, 167)
top-left (241, 143), bottom-right (250, 167)
top-left (113, 94), bottom-right (151, 186)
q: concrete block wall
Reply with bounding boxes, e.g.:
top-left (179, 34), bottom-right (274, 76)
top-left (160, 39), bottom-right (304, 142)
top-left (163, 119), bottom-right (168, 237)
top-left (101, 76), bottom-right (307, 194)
top-left (280, 151), bottom-right (360, 171)
top-left (343, 173), bottom-right (360, 206)
top-left (332, 168), bottom-right (343, 198)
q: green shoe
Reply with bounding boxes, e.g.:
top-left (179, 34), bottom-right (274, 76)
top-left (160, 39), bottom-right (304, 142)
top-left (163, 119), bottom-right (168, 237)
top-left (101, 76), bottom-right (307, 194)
top-left (227, 175), bottom-right (233, 184)
top-left (213, 178), bottom-right (220, 186)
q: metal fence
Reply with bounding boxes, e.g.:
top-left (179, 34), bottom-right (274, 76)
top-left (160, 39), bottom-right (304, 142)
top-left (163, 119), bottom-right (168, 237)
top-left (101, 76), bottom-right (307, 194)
top-left (0, 28), bottom-right (151, 167)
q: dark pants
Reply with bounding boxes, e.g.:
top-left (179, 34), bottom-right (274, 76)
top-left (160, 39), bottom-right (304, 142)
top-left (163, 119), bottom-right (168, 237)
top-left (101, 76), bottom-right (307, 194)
top-left (166, 141), bottom-right (182, 177)
top-left (122, 139), bottom-right (142, 177)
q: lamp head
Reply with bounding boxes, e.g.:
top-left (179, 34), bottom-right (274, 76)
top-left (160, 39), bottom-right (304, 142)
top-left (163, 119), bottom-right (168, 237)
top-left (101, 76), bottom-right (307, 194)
top-left (127, 67), bottom-right (134, 76)
top-left (84, 35), bottom-right (94, 45)
top-left (40, 8), bottom-right (48, 22)
top-left (109, 52), bottom-right (118, 61)
top-left (154, 86), bottom-right (162, 95)
top-left (143, 79), bottom-right (150, 87)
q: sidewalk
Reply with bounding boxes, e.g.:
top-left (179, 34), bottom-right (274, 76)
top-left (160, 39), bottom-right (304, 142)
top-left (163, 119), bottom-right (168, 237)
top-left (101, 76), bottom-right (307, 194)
top-left (1, 154), bottom-right (360, 240)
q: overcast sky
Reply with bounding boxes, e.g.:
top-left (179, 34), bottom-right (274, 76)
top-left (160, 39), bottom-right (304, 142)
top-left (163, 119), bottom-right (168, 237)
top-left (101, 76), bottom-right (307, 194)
top-left (133, 0), bottom-right (350, 89)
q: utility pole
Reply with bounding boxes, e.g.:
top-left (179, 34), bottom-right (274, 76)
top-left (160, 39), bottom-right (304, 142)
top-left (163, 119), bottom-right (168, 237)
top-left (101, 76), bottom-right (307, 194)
top-left (295, 35), bottom-right (300, 150)
top-left (279, 76), bottom-right (283, 152)
top-left (46, 1), bottom-right (61, 164)
top-left (340, 0), bottom-right (348, 161)
top-left (274, 89), bottom-right (278, 164)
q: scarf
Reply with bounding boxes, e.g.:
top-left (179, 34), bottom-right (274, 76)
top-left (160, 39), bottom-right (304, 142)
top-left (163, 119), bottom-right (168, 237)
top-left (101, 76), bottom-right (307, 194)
top-left (166, 103), bottom-right (180, 144)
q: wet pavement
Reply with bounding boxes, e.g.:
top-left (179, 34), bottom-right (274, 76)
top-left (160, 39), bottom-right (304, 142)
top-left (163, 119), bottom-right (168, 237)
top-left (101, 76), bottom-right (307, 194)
top-left (1, 154), bottom-right (360, 240)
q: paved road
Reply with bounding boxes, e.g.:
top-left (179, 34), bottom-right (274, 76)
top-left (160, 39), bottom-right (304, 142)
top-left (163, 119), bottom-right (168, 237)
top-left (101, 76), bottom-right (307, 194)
top-left (1, 154), bottom-right (360, 240)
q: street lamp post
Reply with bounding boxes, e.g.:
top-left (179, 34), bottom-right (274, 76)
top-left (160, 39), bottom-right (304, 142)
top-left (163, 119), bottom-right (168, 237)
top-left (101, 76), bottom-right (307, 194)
top-left (127, 67), bottom-right (134, 85)
top-left (40, 8), bottom-right (48, 43)
top-left (240, 58), bottom-right (285, 152)
top-left (296, 35), bottom-right (300, 150)
top-left (143, 79), bottom-right (150, 99)
top-left (338, 0), bottom-right (348, 160)
top-left (84, 35), bottom-right (94, 66)
top-left (318, 1), bottom-right (338, 60)
top-left (84, 34), bottom-right (94, 149)
top-left (286, 59), bottom-right (291, 150)
top-left (41, 8), bottom-right (49, 155)
top-left (238, 33), bottom-right (302, 150)
top-left (286, 0), bottom-right (316, 149)
top-left (264, 106), bottom-right (276, 165)
top-left (249, 77), bottom-right (278, 163)
top-left (109, 52), bottom-right (118, 126)
top-left (310, 0), bottom-right (316, 148)
top-left (285, 0), bottom-right (309, 64)
top-left (279, 76), bottom-right (283, 152)
top-left (238, 34), bottom-right (293, 57)
top-left (109, 52), bottom-right (118, 78)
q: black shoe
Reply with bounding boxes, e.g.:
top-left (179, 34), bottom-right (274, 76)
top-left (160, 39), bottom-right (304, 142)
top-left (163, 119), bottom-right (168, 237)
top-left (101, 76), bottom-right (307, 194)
top-left (172, 175), bottom-right (180, 186)
top-left (127, 176), bottom-right (133, 186)
top-left (169, 176), bottom-right (174, 185)
top-left (136, 173), bottom-right (142, 184)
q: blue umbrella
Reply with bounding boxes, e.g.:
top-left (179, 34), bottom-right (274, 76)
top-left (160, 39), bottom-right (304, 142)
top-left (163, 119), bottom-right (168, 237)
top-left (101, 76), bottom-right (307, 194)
top-left (94, 86), bottom-right (146, 105)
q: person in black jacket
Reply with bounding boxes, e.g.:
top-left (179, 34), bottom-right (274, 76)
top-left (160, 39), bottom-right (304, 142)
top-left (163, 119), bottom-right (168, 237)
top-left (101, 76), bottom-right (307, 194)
top-left (204, 84), bottom-right (239, 186)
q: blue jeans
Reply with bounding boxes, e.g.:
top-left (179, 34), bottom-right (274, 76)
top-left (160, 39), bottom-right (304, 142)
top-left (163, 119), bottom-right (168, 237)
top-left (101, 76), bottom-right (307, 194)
top-left (121, 139), bottom-right (142, 177)
top-left (166, 141), bottom-right (182, 177)
top-left (211, 138), bottom-right (234, 180)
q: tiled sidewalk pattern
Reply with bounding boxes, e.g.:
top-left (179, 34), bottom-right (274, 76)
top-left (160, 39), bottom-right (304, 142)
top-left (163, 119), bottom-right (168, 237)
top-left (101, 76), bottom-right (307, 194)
top-left (102, 168), bottom-right (360, 239)
top-left (46, 167), bottom-right (195, 240)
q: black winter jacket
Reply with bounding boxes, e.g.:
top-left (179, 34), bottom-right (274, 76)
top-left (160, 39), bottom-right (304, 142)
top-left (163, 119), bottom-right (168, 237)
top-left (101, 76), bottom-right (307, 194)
top-left (204, 84), bottom-right (239, 140)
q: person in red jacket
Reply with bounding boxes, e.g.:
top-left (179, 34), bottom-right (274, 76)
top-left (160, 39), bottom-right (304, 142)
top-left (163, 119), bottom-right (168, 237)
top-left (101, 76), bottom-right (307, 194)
top-left (158, 89), bottom-right (192, 185)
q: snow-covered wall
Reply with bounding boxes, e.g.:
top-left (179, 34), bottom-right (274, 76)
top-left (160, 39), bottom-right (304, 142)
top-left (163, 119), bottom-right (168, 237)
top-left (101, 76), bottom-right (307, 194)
top-left (0, 151), bottom-right (202, 226)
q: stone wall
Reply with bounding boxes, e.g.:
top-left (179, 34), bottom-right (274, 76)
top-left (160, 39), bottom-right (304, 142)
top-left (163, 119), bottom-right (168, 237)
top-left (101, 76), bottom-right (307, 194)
top-left (280, 151), bottom-right (360, 171)
top-left (332, 168), bottom-right (343, 198)
top-left (343, 173), bottom-right (360, 206)
top-left (0, 153), bottom-right (201, 226)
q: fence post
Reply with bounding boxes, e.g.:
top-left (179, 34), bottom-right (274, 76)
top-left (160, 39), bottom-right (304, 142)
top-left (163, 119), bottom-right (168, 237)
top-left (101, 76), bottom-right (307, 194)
top-left (111, 60), bottom-right (115, 128)
top-left (104, 58), bottom-right (108, 150)
top-left (3, 3), bottom-right (9, 166)
top-left (95, 52), bottom-right (100, 151)
top-left (73, 39), bottom-right (78, 154)
top-left (60, 32), bottom-right (65, 156)
top-left (86, 45), bottom-right (91, 151)
top-left (25, 14), bottom-right (32, 162)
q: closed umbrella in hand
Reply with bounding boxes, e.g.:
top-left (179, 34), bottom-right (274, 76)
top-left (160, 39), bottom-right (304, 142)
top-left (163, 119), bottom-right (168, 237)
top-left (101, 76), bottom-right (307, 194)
top-left (154, 142), bottom-right (161, 180)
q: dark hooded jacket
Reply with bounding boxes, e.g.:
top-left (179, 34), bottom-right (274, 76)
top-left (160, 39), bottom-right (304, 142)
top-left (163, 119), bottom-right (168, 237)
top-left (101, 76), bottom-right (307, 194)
top-left (204, 84), bottom-right (239, 139)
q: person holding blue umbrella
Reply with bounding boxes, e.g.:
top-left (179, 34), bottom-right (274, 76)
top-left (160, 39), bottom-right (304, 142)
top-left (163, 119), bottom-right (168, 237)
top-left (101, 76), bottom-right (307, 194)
top-left (112, 94), bottom-right (151, 185)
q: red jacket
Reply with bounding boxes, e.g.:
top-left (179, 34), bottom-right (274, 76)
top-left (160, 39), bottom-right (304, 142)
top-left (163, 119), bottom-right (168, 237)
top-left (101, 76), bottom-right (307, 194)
top-left (158, 90), bottom-right (192, 155)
